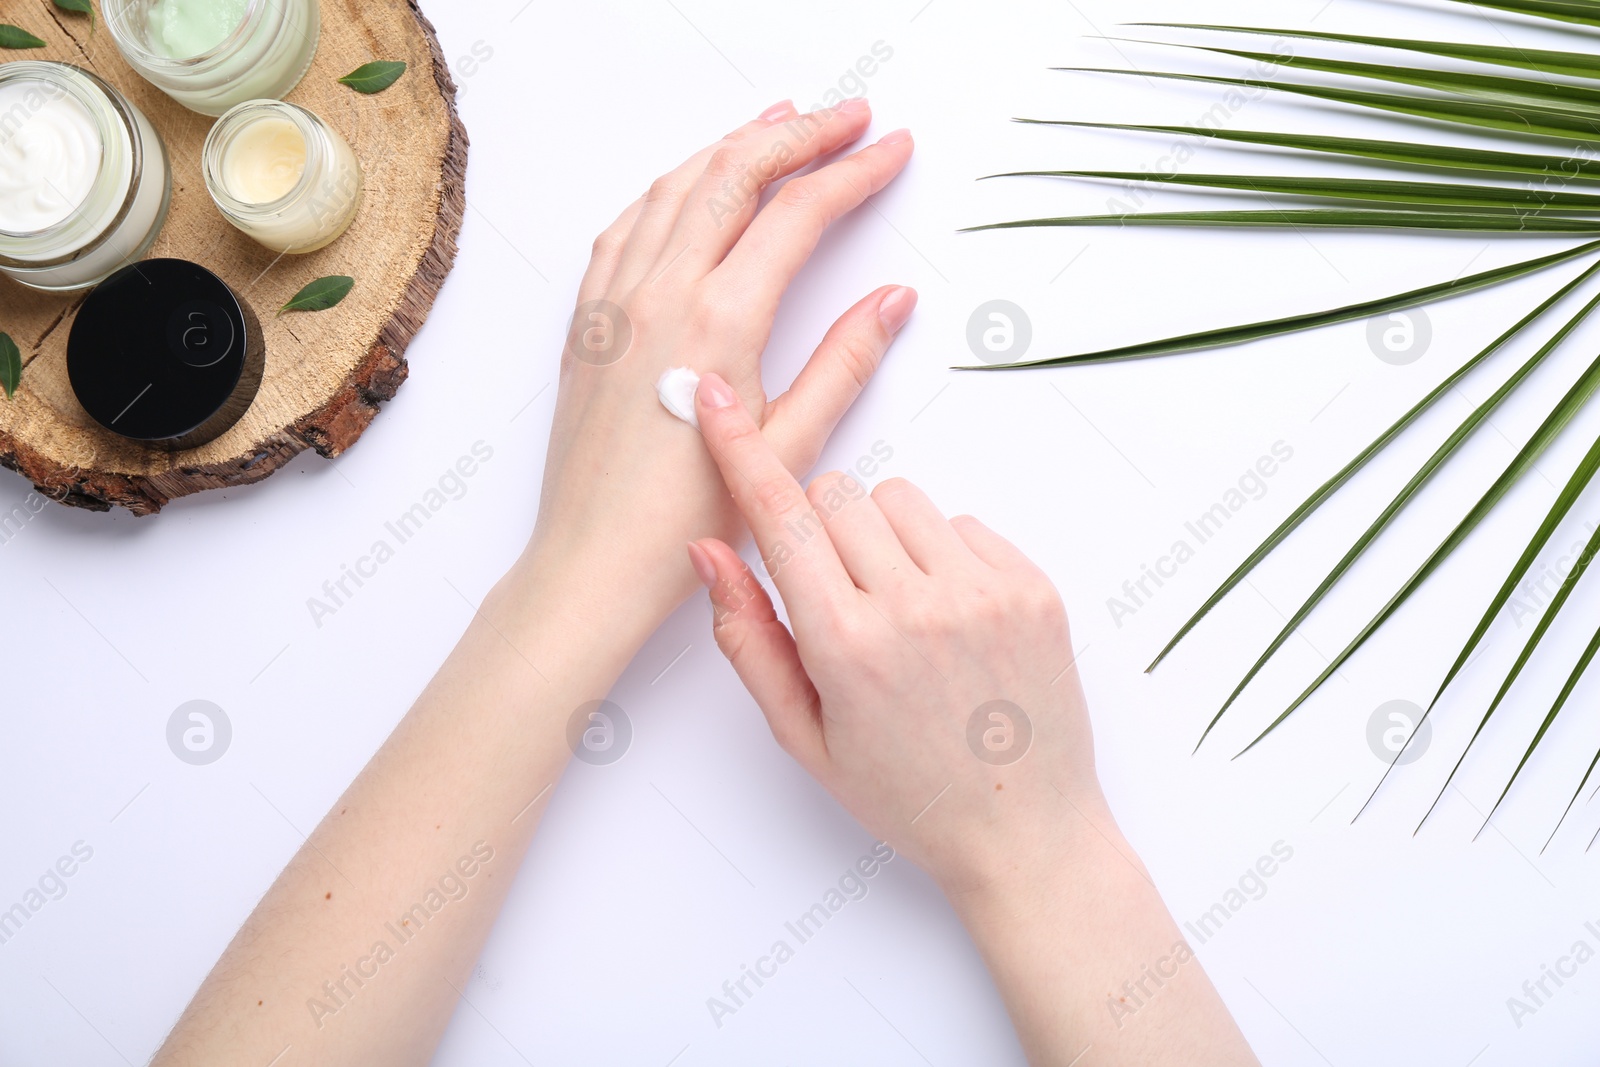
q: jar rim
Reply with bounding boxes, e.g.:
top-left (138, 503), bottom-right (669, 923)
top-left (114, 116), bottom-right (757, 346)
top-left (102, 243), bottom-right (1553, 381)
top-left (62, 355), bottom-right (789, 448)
top-left (202, 99), bottom-right (330, 217)
top-left (0, 63), bottom-right (140, 256)
top-left (104, 0), bottom-right (266, 70)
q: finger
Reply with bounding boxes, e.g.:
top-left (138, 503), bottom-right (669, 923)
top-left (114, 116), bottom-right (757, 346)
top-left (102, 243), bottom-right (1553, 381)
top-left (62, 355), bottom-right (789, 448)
top-left (689, 539), bottom-right (828, 770)
top-left (576, 196), bottom-right (644, 306)
top-left (693, 372), bottom-right (854, 609)
top-left (610, 102), bottom-right (796, 292)
top-left (660, 99), bottom-right (873, 279)
top-left (767, 286), bottom-right (915, 474)
top-left (872, 478), bottom-right (980, 575)
top-left (950, 515), bottom-right (1035, 571)
top-left (804, 471), bottom-right (920, 590)
top-left (715, 129), bottom-right (914, 311)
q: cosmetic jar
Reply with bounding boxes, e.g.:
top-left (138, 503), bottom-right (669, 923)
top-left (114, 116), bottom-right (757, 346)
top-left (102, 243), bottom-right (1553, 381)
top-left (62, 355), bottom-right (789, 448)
top-left (203, 100), bottom-right (361, 253)
top-left (105, 0), bottom-right (320, 117)
top-left (68, 259), bottom-right (265, 450)
top-left (0, 63), bottom-right (171, 293)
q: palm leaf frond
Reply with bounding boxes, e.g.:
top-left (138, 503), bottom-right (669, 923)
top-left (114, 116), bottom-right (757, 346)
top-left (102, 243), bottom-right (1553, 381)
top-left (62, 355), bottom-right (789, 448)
top-left (1017, 122), bottom-right (1600, 182)
top-left (1148, 260), bottom-right (1600, 673)
top-left (986, 170), bottom-right (1600, 212)
top-left (1201, 283), bottom-right (1600, 752)
top-left (1437, 0), bottom-right (1600, 29)
top-left (980, 0), bottom-right (1600, 840)
top-left (1240, 344), bottom-right (1600, 756)
top-left (958, 241), bottom-right (1600, 370)
top-left (1056, 69), bottom-right (1600, 142)
top-left (1433, 513), bottom-right (1600, 838)
top-left (1129, 24), bottom-right (1600, 80)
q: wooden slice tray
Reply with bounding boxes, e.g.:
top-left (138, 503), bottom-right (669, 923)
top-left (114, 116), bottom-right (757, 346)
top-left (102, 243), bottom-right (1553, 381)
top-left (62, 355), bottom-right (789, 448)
top-left (0, 0), bottom-right (467, 514)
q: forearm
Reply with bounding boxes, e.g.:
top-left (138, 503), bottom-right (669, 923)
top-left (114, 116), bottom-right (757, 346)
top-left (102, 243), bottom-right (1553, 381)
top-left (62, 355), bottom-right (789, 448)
top-left (153, 553), bottom-right (668, 1066)
top-left (948, 797), bottom-right (1258, 1067)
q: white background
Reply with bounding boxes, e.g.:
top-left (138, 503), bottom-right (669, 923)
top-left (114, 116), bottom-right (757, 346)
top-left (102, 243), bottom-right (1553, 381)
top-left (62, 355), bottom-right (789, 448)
top-left (5, 0), bottom-right (1600, 1063)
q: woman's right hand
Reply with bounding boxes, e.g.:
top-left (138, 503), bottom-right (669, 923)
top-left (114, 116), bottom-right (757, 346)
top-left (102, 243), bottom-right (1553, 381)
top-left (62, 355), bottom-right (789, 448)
top-left (684, 371), bottom-right (1105, 897)
top-left (685, 372), bottom-right (1261, 1067)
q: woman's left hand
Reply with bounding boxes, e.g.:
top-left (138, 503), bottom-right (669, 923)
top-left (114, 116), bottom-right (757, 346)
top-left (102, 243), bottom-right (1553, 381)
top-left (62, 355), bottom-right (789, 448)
top-left (523, 98), bottom-right (916, 622)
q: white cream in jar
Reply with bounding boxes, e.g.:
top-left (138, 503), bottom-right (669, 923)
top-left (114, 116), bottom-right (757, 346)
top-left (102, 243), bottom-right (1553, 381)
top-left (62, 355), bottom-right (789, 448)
top-left (203, 100), bottom-right (361, 254)
top-left (0, 63), bottom-right (172, 292)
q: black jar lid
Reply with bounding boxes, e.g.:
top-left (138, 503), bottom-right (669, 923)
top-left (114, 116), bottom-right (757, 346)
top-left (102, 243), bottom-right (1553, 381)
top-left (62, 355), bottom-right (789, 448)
top-left (68, 259), bottom-right (264, 451)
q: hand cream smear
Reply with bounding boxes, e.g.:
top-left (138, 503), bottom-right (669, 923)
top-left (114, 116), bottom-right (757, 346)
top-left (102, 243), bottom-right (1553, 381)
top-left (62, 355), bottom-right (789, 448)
top-left (656, 367), bottom-right (701, 428)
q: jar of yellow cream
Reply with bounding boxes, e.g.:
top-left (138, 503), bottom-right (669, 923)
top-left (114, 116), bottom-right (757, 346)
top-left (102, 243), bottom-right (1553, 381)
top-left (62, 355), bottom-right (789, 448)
top-left (202, 100), bottom-right (361, 254)
top-left (105, 0), bottom-right (320, 117)
top-left (0, 62), bottom-right (172, 292)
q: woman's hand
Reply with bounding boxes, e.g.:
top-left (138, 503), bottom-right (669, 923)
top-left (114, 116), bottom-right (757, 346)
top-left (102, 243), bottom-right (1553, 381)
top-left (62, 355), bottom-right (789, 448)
top-left (683, 370), bottom-right (1101, 896)
top-left (526, 99), bottom-right (917, 627)
top-left (684, 373), bottom-right (1260, 1067)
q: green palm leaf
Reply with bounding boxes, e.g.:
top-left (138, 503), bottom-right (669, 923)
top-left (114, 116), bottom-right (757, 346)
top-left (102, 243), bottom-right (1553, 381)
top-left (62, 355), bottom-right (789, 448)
top-left (1238, 343), bottom-right (1600, 756)
top-left (1198, 283), bottom-right (1600, 753)
top-left (1547, 723), bottom-right (1600, 850)
top-left (1016, 122), bottom-right (1600, 182)
top-left (1058, 68), bottom-right (1600, 142)
top-left (971, 211), bottom-right (1600, 232)
top-left (1361, 428), bottom-right (1600, 821)
top-left (1148, 260), bottom-right (1600, 674)
top-left (958, 241), bottom-right (1600, 370)
top-left (986, 170), bottom-right (1600, 212)
top-left (983, 0), bottom-right (1600, 839)
top-left (1437, 0), bottom-right (1600, 28)
top-left (1419, 504), bottom-right (1600, 836)
top-left (1129, 24), bottom-right (1600, 80)
top-left (1359, 421), bottom-right (1600, 817)
top-left (1160, 43), bottom-right (1600, 110)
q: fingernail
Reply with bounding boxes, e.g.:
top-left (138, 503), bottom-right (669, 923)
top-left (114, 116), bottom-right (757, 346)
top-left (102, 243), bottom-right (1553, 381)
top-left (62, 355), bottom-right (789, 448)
top-left (759, 99), bottom-right (794, 122)
top-left (699, 372), bottom-right (737, 409)
top-left (878, 286), bottom-right (917, 334)
top-left (878, 127), bottom-right (912, 145)
top-left (686, 542), bottom-right (718, 590)
top-left (839, 96), bottom-right (870, 113)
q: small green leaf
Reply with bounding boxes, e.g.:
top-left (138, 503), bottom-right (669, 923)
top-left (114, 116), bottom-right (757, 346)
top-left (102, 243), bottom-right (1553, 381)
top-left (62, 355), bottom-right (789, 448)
top-left (0, 333), bottom-right (21, 401)
top-left (338, 61), bottom-right (407, 94)
top-left (280, 276), bottom-right (354, 314)
top-left (51, 0), bottom-right (94, 33)
top-left (0, 24), bottom-right (47, 49)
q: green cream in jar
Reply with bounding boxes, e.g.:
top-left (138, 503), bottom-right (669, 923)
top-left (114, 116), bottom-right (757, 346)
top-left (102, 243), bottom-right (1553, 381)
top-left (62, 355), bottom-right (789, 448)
top-left (145, 0), bottom-right (249, 59)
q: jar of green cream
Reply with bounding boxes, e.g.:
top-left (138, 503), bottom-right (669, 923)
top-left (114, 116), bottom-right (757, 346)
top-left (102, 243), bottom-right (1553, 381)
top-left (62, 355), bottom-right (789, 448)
top-left (105, 0), bottom-right (320, 117)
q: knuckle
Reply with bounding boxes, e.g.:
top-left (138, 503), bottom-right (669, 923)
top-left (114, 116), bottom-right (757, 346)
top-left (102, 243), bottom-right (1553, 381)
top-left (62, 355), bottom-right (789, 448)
top-left (704, 145), bottom-right (751, 182)
top-left (691, 290), bottom-right (741, 333)
top-left (873, 477), bottom-right (915, 503)
top-left (645, 173), bottom-right (688, 207)
top-left (751, 474), bottom-right (799, 517)
top-left (822, 609), bottom-right (876, 657)
top-left (590, 228), bottom-right (624, 261)
top-left (1014, 581), bottom-right (1066, 626)
top-left (775, 178), bottom-right (827, 214)
top-left (900, 599), bottom-right (950, 640)
top-left (806, 470), bottom-right (849, 496)
top-left (624, 285), bottom-right (669, 323)
top-left (831, 335), bottom-right (882, 392)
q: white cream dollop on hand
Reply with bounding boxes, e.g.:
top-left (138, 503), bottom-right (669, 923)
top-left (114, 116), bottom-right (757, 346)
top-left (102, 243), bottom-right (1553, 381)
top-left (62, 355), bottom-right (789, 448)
top-left (656, 367), bottom-right (702, 428)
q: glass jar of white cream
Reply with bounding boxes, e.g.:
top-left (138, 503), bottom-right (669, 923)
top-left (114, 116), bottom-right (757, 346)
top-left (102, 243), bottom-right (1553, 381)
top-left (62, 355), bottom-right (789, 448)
top-left (202, 100), bottom-right (361, 254)
top-left (105, 0), bottom-right (320, 117)
top-left (0, 62), bottom-right (172, 293)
